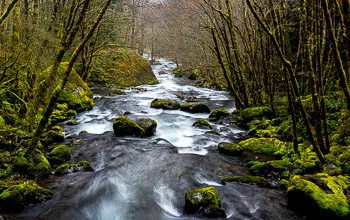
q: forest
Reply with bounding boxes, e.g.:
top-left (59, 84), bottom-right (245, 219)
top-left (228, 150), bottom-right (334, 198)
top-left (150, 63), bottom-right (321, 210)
top-left (0, 0), bottom-right (350, 219)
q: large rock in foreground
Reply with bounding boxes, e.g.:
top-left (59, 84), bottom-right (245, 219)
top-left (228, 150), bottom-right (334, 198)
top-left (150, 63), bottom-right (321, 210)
top-left (287, 174), bottom-right (350, 219)
top-left (184, 187), bottom-right (226, 218)
top-left (0, 181), bottom-right (52, 211)
top-left (134, 118), bottom-right (157, 137)
top-left (90, 48), bottom-right (158, 86)
top-left (150, 98), bottom-right (180, 110)
top-left (180, 103), bottom-right (211, 113)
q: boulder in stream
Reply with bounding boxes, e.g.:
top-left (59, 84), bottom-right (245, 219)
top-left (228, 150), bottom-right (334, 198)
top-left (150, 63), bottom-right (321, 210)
top-left (134, 118), bottom-right (157, 137)
top-left (184, 187), bottom-right (226, 218)
top-left (180, 103), bottom-right (211, 113)
top-left (113, 116), bottom-right (145, 137)
top-left (150, 98), bottom-right (181, 110)
top-left (209, 109), bottom-right (230, 121)
top-left (192, 119), bottom-right (212, 129)
top-left (218, 142), bottom-right (243, 156)
top-left (48, 145), bottom-right (71, 165)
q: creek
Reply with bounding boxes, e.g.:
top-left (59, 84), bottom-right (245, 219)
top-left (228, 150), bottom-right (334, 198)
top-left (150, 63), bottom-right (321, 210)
top-left (16, 58), bottom-right (304, 220)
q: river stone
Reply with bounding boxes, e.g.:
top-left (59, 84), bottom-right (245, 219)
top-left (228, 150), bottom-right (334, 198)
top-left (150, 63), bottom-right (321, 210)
top-left (134, 118), bottom-right (157, 137)
top-left (48, 145), bottom-right (71, 165)
top-left (113, 116), bottom-right (145, 137)
top-left (192, 119), bottom-right (212, 129)
top-left (41, 126), bottom-right (64, 146)
top-left (0, 180), bottom-right (52, 211)
top-left (180, 103), bottom-right (211, 113)
top-left (184, 187), bottom-right (226, 218)
top-left (218, 142), bottom-right (243, 156)
top-left (209, 109), bottom-right (230, 121)
top-left (55, 161), bottom-right (94, 175)
top-left (150, 98), bottom-right (181, 110)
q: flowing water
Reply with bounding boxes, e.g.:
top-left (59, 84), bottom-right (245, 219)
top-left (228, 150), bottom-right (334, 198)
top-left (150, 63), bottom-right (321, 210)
top-left (17, 58), bottom-right (304, 220)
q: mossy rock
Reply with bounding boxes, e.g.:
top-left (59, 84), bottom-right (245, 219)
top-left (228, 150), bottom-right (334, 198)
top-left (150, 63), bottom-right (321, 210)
top-left (218, 142), bottom-right (243, 156)
top-left (66, 120), bottom-right (80, 126)
top-left (222, 175), bottom-right (269, 187)
top-left (0, 180), bottom-right (52, 211)
top-left (248, 161), bottom-right (267, 175)
top-left (158, 71), bottom-right (166, 75)
top-left (279, 179), bottom-right (290, 190)
top-left (112, 89), bottom-right (126, 95)
top-left (152, 61), bottom-right (162, 65)
top-left (266, 159), bottom-right (293, 172)
top-left (13, 157), bottom-right (30, 172)
top-left (209, 109), bottom-right (230, 121)
top-left (240, 106), bottom-right (273, 122)
top-left (287, 174), bottom-right (350, 219)
top-left (150, 98), bottom-right (181, 110)
top-left (90, 48), bottom-right (157, 86)
top-left (113, 116), bottom-right (145, 137)
top-left (54, 161), bottom-right (94, 175)
top-left (50, 103), bottom-right (78, 124)
top-left (188, 72), bottom-right (198, 80)
top-left (238, 138), bottom-right (288, 157)
top-left (184, 187), bottom-right (226, 218)
top-left (48, 145), bottom-right (71, 165)
top-left (192, 119), bottom-right (212, 129)
top-left (205, 130), bottom-right (220, 135)
top-left (180, 103), bottom-right (211, 113)
top-left (0, 116), bottom-right (5, 129)
top-left (28, 149), bottom-right (51, 176)
top-left (79, 130), bottom-right (88, 135)
top-left (134, 118), bottom-right (157, 137)
top-left (41, 126), bottom-right (64, 146)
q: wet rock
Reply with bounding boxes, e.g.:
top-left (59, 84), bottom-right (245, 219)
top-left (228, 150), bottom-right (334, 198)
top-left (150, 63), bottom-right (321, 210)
top-left (192, 119), bottom-right (212, 129)
top-left (66, 120), bottom-right (80, 126)
top-left (150, 98), bottom-right (181, 110)
top-left (240, 106), bottom-right (273, 122)
top-left (134, 118), bottom-right (157, 137)
top-left (158, 71), bottom-right (166, 75)
top-left (209, 109), bottom-right (230, 121)
top-left (188, 72), bottom-right (198, 80)
top-left (48, 145), bottom-right (71, 165)
top-left (205, 130), bottom-right (220, 135)
top-left (184, 187), bottom-right (226, 218)
top-left (287, 174), bottom-right (350, 219)
top-left (222, 175), bottom-right (269, 187)
top-left (28, 149), bottom-right (51, 176)
top-left (180, 103), bottom-right (211, 113)
top-left (113, 116), bottom-right (145, 137)
top-left (0, 180), bottom-right (52, 211)
top-left (41, 126), bottom-right (65, 146)
top-left (218, 142), bottom-right (243, 156)
top-left (54, 161), bottom-right (94, 175)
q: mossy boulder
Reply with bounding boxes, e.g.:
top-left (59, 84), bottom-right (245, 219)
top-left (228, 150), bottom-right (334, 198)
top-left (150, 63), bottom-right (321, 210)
top-left (209, 109), bottom-right (230, 121)
top-left (50, 103), bottom-right (77, 124)
top-left (13, 157), bottom-right (30, 172)
top-left (266, 159), bottom-right (293, 172)
top-left (54, 161), bottom-right (94, 175)
top-left (222, 175), bottom-right (269, 187)
top-left (113, 116), bottom-right (145, 137)
top-left (134, 118), bottom-right (157, 137)
top-left (192, 119), bottom-right (212, 129)
top-left (218, 142), bottom-right (243, 156)
top-left (48, 145), bottom-right (71, 165)
top-left (90, 48), bottom-right (157, 86)
top-left (41, 126), bottom-right (64, 146)
top-left (205, 130), bottom-right (220, 135)
top-left (152, 61), bottom-right (162, 65)
top-left (0, 181), bottom-right (52, 211)
top-left (158, 71), bottom-right (166, 75)
top-left (112, 89), bottom-right (126, 95)
top-left (287, 174), bottom-right (350, 219)
top-left (28, 149), bottom-right (51, 176)
top-left (184, 187), bottom-right (226, 218)
top-left (66, 120), bottom-right (80, 126)
top-left (241, 106), bottom-right (273, 122)
top-left (150, 99), bottom-right (181, 110)
top-left (180, 103), bottom-right (211, 113)
top-left (238, 138), bottom-right (288, 158)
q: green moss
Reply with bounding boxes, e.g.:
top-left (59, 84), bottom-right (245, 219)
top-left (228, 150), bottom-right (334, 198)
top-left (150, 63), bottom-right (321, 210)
top-left (148, 79), bottom-right (159, 85)
top-left (55, 161), bottom-right (94, 175)
top-left (41, 126), bottom-right (65, 146)
top-left (255, 129), bottom-right (273, 138)
top-left (192, 119), bottom-right (211, 128)
top-left (13, 157), bottom-right (30, 171)
top-left (287, 174), bottom-right (350, 218)
top-left (48, 145), bottom-right (71, 165)
top-left (0, 180), bottom-right (52, 211)
top-left (28, 150), bottom-right (51, 176)
top-left (150, 98), bottom-right (180, 110)
top-left (238, 138), bottom-right (288, 157)
top-left (218, 142), bottom-right (243, 156)
top-left (79, 130), bottom-right (88, 135)
top-left (266, 159), bottom-right (293, 172)
top-left (134, 118), bottom-right (157, 137)
top-left (66, 120), bottom-right (80, 125)
top-left (209, 109), bottom-right (230, 121)
top-left (0, 116), bottom-right (5, 129)
top-left (184, 187), bottom-right (226, 217)
top-left (158, 71), bottom-right (166, 75)
top-left (112, 89), bottom-right (126, 95)
top-left (240, 106), bottom-right (273, 122)
top-left (180, 103), bottom-right (211, 113)
top-left (248, 161), bottom-right (267, 175)
top-left (113, 116), bottom-right (145, 137)
top-left (281, 171), bottom-right (290, 179)
top-left (222, 175), bottom-right (269, 186)
top-left (71, 140), bottom-right (84, 147)
top-left (279, 179), bottom-right (290, 190)
top-left (205, 130), bottom-right (220, 135)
